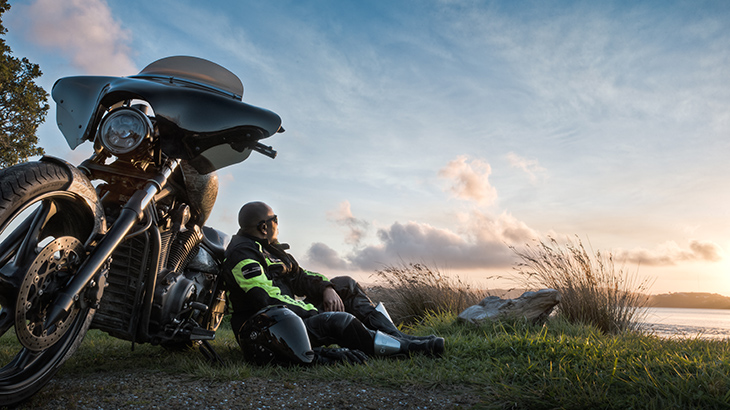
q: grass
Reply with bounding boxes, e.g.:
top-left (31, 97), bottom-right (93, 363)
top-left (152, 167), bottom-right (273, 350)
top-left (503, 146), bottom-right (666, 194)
top-left (370, 262), bottom-right (489, 325)
top-left (4, 315), bottom-right (730, 409)
top-left (510, 236), bottom-right (652, 334)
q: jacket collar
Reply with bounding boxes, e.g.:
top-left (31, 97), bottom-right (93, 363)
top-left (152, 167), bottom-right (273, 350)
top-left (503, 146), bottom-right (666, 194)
top-left (236, 231), bottom-right (290, 252)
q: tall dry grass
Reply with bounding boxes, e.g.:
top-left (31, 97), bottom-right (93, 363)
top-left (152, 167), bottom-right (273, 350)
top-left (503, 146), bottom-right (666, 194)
top-left (510, 236), bottom-right (652, 334)
top-left (370, 262), bottom-right (488, 325)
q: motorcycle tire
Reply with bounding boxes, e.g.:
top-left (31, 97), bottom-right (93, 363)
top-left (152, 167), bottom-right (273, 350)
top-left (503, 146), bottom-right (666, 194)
top-left (0, 161), bottom-right (97, 406)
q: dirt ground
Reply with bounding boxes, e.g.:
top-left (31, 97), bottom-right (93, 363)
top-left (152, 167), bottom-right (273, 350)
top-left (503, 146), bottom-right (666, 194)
top-left (11, 369), bottom-right (483, 409)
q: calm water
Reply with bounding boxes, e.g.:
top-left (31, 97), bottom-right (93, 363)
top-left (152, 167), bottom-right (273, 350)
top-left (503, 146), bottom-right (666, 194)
top-left (639, 307), bottom-right (730, 340)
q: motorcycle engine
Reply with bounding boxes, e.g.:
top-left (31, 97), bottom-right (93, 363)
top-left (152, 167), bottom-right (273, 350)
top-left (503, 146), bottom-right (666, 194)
top-left (152, 248), bottom-right (219, 330)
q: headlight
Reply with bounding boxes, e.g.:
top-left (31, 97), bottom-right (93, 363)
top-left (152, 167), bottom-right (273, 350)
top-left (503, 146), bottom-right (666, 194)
top-left (98, 108), bottom-right (152, 155)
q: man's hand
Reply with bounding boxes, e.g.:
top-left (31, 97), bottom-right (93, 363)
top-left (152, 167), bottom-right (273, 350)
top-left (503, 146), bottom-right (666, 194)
top-left (312, 347), bottom-right (368, 365)
top-left (322, 286), bottom-right (345, 312)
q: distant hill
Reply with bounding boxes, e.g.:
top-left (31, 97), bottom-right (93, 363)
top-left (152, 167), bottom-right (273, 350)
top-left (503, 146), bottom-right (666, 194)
top-left (648, 292), bottom-right (730, 309)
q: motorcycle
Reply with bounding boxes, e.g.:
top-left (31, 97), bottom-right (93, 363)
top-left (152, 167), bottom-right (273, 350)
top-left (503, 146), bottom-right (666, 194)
top-left (0, 56), bottom-right (283, 405)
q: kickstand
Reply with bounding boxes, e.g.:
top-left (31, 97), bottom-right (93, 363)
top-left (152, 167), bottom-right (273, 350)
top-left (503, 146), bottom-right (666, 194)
top-left (199, 340), bottom-right (224, 366)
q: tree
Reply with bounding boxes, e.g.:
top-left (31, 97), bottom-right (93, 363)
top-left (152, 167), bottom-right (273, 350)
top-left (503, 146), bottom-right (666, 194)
top-left (0, 0), bottom-right (48, 168)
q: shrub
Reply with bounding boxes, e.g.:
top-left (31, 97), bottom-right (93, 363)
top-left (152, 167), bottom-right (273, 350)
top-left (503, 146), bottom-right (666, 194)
top-left (510, 236), bottom-right (652, 334)
top-left (370, 262), bottom-right (488, 325)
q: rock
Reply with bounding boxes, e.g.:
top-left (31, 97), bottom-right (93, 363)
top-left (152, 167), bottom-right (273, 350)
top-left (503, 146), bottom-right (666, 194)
top-left (457, 289), bottom-right (561, 325)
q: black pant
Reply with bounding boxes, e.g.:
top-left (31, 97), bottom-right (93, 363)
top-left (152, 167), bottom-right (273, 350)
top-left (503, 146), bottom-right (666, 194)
top-left (305, 276), bottom-right (378, 321)
top-left (303, 311), bottom-right (376, 355)
top-left (233, 276), bottom-right (385, 356)
top-left (302, 276), bottom-right (382, 354)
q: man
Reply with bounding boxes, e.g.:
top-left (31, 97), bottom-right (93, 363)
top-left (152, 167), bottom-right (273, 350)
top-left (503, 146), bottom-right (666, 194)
top-left (222, 201), bottom-right (445, 365)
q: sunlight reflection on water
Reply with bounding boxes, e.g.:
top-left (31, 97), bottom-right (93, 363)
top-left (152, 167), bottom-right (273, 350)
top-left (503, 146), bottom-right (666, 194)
top-left (639, 307), bottom-right (730, 340)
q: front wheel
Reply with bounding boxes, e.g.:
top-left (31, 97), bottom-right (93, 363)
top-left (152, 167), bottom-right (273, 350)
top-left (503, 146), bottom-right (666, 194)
top-left (0, 161), bottom-right (98, 406)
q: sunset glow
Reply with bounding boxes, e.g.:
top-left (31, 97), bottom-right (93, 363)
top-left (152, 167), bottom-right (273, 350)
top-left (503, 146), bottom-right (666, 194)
top-left (7, 0), bottom-right (729, 295)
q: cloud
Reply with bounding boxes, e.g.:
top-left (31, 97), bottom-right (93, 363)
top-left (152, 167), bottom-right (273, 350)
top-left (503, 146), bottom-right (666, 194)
top-left (506, 152), bottom-right (546, 183)
top-left (306, 212), bottom-right (726, 273)
top-left (467, 211), bottom-right (540, 245)
top-left (302, 156), bottom-right (541, 272)
top-left (302, 153), bottom-right (724, 277)
top-left (439, 156), bottom-right (497, 205)
top-left (689, 240), bottom-right (724, 262)
top-left (305, 209), bottom-right (539, 272)
top-left (304, 242), bottom-right (350, 272)
top-left (327, 201), bottom-right (370, 246)
top-left (16, 0), bottom-right (136, 75)
top-left (617, 240), bottom-right (724, 266)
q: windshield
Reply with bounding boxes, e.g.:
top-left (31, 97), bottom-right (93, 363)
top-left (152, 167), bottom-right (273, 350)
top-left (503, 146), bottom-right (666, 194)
top-left (133, 56), bottom-right (244, 100)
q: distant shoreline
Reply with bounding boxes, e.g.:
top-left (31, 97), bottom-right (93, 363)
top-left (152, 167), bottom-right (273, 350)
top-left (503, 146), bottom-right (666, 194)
top-left (646, 292), bottom-right (730, 309)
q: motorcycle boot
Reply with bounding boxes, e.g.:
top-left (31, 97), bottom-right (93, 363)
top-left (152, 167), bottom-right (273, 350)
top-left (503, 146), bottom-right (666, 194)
top-left (325, 277), bottom-right (441, 343)
top-left (364, 303), bottom-right (439, 342)
top-left (373, 331), bottom-right (445, 358)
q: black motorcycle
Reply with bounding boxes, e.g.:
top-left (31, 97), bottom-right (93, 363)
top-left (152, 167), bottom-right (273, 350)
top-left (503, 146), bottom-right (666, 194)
top-left (0, 56), bottom-right (283, 405)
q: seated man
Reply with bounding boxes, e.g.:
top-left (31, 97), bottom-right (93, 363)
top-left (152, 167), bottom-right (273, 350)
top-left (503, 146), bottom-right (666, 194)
top-left (222, 201), bottom-right (444, 365)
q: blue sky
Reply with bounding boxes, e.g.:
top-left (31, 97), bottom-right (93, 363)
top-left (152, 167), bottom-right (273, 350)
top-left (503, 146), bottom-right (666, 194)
top-left (5, 0), bottom-right (730, 294)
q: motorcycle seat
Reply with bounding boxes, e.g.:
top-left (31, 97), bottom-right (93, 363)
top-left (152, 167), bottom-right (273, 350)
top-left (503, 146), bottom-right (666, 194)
top-left (202, 226), bottom-right (228, 260)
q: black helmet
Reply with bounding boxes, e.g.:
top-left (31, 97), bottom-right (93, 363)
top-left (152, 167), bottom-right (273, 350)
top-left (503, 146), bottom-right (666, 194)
top-left (238, 306), bottom-right (314, 365)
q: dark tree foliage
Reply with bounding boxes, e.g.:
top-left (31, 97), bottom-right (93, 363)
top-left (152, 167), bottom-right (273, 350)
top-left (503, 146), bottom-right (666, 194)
top-left (0, 0), bottom-right (48, 168)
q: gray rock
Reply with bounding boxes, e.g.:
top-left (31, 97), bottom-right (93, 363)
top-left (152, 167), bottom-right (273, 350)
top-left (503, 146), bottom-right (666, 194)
top-left (457, 289), bottom-right (561, 325)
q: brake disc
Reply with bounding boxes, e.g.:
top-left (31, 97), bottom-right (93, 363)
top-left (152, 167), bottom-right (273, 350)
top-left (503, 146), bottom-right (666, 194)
top-left (15, 236), bottom-right (84, 351)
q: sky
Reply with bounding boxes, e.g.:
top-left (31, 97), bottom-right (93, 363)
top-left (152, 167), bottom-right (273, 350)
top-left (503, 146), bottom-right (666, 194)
top-left (4, 0), bottom-right (730, 295)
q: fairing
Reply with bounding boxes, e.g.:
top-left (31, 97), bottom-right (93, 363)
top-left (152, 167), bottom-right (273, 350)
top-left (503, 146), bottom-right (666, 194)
top-left (52, 56), bottom-right (282, 174)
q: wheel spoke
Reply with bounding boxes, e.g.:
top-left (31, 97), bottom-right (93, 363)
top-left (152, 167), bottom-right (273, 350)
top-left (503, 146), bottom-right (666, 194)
top-left (13, 201), bottom-right (55, 269)
top-left (0, 347), bottom-right (40, 379)
top-left (0, 200), bottom-right (60, 302)
top-left (0, 306), bottom-right (13, 337)
top-left (0, 214), bottom-right (38, 300)
top-left (0, 216), bottom-right (34, 268)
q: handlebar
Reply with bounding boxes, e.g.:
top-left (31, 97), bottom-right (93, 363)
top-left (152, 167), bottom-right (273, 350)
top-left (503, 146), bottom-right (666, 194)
top-left (253, 142), bottom-right (277, 159)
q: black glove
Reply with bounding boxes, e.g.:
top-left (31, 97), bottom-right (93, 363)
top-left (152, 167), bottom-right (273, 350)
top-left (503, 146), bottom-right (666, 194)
top-left (312, 347), bottom-right (368, 365)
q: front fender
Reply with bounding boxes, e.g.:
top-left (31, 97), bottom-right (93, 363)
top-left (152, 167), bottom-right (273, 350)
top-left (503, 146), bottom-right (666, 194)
top-left (40, 156), bottom-right (106, 238)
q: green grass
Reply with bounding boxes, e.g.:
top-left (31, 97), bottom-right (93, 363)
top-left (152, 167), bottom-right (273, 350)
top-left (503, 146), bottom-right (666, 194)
top-left (6, 315), bottom-right (729, 409)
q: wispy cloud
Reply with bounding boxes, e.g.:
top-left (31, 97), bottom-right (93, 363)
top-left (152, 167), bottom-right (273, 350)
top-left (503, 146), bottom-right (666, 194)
top-left (506, 152), bottom-right (546, 183)
top-left (14, 0), bottom-right (136, 75)
top-left (327, 201), bottom-right (370, 246)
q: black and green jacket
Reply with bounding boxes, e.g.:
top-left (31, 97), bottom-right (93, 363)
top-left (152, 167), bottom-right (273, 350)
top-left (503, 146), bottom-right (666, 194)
top-left (222, 232), bottom-right (333, 330)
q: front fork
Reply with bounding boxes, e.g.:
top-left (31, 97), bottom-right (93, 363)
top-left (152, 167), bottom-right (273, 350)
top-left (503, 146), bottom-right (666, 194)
top-left (44, 159), bottom-right (180, 330)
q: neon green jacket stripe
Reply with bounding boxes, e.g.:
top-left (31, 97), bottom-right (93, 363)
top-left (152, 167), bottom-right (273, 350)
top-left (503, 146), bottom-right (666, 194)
top-left (303, 269), bottom-right (329, 282)
top-left (230, 258), bottom-right (316, 311)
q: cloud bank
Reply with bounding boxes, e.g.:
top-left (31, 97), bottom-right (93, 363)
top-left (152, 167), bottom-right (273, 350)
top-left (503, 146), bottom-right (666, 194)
top-left (617, 240), bottom-right (724, 266)
top-left (303, 155), bottom-right (725, 275)
top-left (305, 213), bottom-right (525, 273)
top-left (304, 156), bottom-right (538, 272)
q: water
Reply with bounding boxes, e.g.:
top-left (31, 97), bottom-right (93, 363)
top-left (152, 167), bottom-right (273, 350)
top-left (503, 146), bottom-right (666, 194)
top-left (639, 307), bottom-right (730, 340)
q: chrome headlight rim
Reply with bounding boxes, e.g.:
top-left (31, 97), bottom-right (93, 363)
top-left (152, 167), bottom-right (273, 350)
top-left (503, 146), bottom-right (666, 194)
top-left (98, 107), bottom-right (153, 156)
